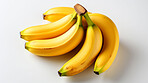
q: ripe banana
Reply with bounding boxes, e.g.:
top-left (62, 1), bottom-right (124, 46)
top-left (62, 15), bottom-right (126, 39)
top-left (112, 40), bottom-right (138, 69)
top-left (90, 13), bottom-right (119, 75)
top-left (43, 7), bottom-right (91, 29)
top-left (25, 15), bottom-right (84, 56)
top-left (58, 4), bottom-right (103, 76)
top-left (43, 7), bottom-right (75, 22)
top-left (20, 12), bottom-right (77, 41)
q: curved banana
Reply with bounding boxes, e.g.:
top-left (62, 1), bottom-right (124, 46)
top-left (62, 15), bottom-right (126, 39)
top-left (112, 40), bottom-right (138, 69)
top-left (25, 15), bottom-right (84, 56)
top-left (43, 7), bottom-right (75, 22)
top-left (20, 12), bottom-right (77, 41)
top-left (58, 5), bottom-right (103, 76)
top-left (90, 13), bottom-right (119, 75)
top-left (43, 7), bottom-right (91, 29)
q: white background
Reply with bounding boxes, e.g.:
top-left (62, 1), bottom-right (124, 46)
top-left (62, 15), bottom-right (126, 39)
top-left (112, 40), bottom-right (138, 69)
top-left (0, 0), bottom-right (148, 83)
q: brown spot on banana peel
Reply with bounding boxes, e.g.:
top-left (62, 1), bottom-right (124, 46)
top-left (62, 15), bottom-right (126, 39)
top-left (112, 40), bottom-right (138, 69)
top-left (37, 48), bottom-right (52, 50)
top-left (66, 67), bottom-right (69, 69)
top-left (65, 66), bottom-right (73, 70)
top-left (30, 47), bottom-right (52, 50)
top-left (25, 45), bottom-right (57, 50)
top-left (80, 62), bottom-right (85, 65)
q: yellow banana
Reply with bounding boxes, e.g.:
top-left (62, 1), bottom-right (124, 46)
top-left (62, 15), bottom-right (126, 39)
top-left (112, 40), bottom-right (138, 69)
top-left (20, 12), bottom-right (77, 41)
top-left (43, 7), bottom-right (75, 22)
top-left (90, 13), bottom-right (119, 75)
top-left (58, 4), bottom-right (103, 76)
top-left (43, 7), bottom-right (91, 29)
top-left (25, 15), bottom-right (84, 56)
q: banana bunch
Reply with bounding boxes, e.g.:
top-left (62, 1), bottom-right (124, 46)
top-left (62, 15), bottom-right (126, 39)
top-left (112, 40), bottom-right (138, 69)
top-left (20, 4), bottom-right (119, 76)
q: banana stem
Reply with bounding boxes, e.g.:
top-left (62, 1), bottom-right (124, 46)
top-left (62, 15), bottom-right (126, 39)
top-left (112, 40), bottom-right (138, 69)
top-left (72, 11), bottom-right (77, 19)
top-left (77, 15), bottom-right (83, 26)
top-left (84, 12), bottom-right (94, 26)
top-left (74, 4), bottom-right (94, 26)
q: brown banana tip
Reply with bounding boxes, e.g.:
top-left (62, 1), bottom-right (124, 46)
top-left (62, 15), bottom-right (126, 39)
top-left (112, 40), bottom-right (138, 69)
top-left (43, 15), bottom-right (46, 20)
top-left (25, 43), bottom-right (27, 49)
top-left (20, 32), bottom-right (22, 38)
top-left (94, 71), bottom-right (99, 75)
top-left (58, 71), bottom-right (62, 77)
top-left (74, 3), bottom-right (87, 15)
top-left (25, 43), bottom-right (28, 50)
